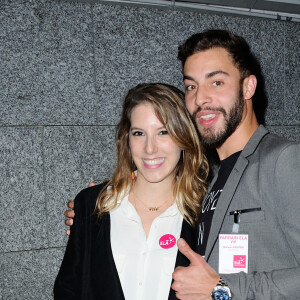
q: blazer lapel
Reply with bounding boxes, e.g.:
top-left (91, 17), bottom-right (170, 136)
top-left (205, 125), bottom-right (269, 261)
top-left (93, 213), bottom-right (125, 300)
top-left (175, 220), bottom-right (196, 266)
top-left (168, 220), bottom-right (196, 300)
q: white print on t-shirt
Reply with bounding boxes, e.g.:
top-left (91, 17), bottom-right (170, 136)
top-left (198, 221), bottom-right (204, 246)
top-left (201, 189), bottom-right (222, 213)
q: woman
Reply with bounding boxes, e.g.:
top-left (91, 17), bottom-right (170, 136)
top-left (54, 83), bottom-right (208, 299)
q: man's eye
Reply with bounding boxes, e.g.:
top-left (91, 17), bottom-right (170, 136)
top-left (132, 131), bottom-right (143, 136)
top-left (185, 85), bottom-right (196, 91)
top-left (213, 81), bottom-right (223, 86)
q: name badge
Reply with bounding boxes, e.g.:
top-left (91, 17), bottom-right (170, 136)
top-left (218, 234), bottom-right (248, 274)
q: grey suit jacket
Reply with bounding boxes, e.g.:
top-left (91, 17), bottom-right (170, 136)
top-left (205, 125), bottom-right (300, 299)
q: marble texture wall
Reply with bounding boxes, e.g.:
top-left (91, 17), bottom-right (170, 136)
top-left (0, 0), bottom-right (299, 298)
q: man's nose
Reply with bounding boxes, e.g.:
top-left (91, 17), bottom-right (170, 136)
top-left (195, 86), bottom-right (212, 107)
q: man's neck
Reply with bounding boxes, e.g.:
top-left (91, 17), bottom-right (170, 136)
top-left (216, 113), bottom-right (259, 160)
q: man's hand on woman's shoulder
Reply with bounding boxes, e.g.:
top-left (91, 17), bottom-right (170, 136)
top-left (65, 181), bottom-right (96, 235)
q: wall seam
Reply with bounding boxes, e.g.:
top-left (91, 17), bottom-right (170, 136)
top-left (283, 21), bottom-right (286, 127)
top-left (91, 4), bottom-right (99, 125)
top-left (41, 125), bottom-right (50, 248)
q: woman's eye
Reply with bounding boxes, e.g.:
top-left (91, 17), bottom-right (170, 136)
top-left (132, 131), bottom-right (143, 136)
top-left (159, 130), bottom-right (169, 135)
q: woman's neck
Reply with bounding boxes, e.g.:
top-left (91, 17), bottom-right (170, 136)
top-left (133, 177), bottom-right (174, 204)
top-left (130, 178), bottom-right (176, 238)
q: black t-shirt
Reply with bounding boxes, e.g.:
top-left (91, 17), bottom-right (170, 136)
top-left (196, 151), bottom-right (241, 256)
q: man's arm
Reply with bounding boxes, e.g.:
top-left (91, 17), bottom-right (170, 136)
top-left (222, 142), bottom-right (300, 299)
top-left (173, 239), bottom-right (300, 300)
top-left (172, 143), bottom-right (300, 299)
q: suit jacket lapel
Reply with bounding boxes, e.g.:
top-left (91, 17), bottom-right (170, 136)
top-left (205, 157), bottom-right (249, 260)
top-left (205, 125), bottom-right (269, 261)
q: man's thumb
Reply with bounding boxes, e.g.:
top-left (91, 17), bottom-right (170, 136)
top-left (177, 238), bottom-right (202, 266)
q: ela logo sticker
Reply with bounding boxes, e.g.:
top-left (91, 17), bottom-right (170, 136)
top-left (233, 255), bottom-right (246, 268)
top-left (159, 234), bottom-right (176, 249)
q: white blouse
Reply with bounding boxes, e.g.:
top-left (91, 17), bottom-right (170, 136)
top-left (110, 194), bottom-right (183, 300)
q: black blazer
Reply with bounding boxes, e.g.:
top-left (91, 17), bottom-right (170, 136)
top-left (54, 184), bottom-right (195, 299)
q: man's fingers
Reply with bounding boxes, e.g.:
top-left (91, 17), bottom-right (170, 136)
top-left (64, 209), bottom-right (75, 218)
top-left (64, 180), bottom-right (98, 236)
top-left (172, 277), bottom-right (183, 291)
top-left (177, 238), bottom-right (203, 266)
top-left (65, 218), bottom-right (73, 226)
top-left (67, 200), bottom-right (74, 209)
top-left (174, 266), bottom-right (185, 272)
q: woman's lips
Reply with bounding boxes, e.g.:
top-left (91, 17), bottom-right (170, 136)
top-left (143, 158), bottom-right (165, 169)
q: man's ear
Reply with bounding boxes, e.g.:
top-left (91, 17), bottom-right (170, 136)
top-left (243, 75), bottom-right (257, 100)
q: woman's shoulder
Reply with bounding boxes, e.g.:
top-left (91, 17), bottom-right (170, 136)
top-left (74, 181), bottom-right (109, 213)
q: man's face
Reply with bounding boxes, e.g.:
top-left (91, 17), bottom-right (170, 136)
top-left (183, 47), bottom-right (245, 148)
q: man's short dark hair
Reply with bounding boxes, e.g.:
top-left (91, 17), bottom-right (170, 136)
top-left (178, 29), bottom-right (257, 82)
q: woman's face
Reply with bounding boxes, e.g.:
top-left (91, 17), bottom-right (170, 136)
top-left (129, 103), bottom-right (181, 185)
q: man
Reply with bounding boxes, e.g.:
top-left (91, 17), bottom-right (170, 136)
top-left (171, 30), bottom-right (300, 299)
top-left (65, 30), bottom-right (300, 299)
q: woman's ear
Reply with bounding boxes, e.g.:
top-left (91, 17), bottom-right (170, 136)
top-left (243, 75), bottom-right (257, 100)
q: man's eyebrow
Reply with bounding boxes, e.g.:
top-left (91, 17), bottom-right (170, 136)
top-left (183, 70), bottom-right (229, 81)
top-left (183, 75), bottom-right (194, 81)
top-left (206, 70), bottom-right (229, 78)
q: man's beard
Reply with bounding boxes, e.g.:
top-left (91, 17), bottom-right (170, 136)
top-left (193, 88), bottom-right (244, 149)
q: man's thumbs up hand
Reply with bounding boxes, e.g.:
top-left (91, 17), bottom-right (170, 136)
top-left (177, 238), bottom-right (203, 266)
top-left (172, 238), bottom-right (220, 300)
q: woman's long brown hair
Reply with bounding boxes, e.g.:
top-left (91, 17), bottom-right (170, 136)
top-left (95, 83), bottom-right (209, 226)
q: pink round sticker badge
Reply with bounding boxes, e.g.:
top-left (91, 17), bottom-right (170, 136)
top-left (159, 234), bottom-right (176, 249)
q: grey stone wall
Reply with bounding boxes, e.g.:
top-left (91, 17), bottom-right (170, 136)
top-left (0, 0), bottom-right (299, 298)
